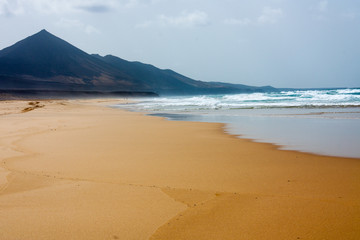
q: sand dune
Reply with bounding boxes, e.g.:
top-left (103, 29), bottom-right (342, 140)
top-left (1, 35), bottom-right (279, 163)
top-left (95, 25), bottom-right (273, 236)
top-left (1, 99), bottom-right (359, 239)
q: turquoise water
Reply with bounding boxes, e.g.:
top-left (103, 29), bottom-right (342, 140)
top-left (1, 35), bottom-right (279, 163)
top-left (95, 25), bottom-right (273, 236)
top-left (115, 89), bottom-right (360, 158)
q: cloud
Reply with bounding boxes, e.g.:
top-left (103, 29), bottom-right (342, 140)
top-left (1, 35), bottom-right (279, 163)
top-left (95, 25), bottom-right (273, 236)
top-left (76, 4), bottom-right (112, 13)
top-left (84, 25), bottom-right (100, 34)
top-left (342, 11), bottom-right (357, 20)
top-left (224, 7), bottom-right (283, 27)
top-left (257, 7), bottom-right (283, 24)
top-left (118, 0), bottom-right (161, 8)
top-left (0, 0), bottom-right (120, 16)
top-left (224, 18), bottom-right (251, 26)
top-left (0, 0), bottom-right (24, 16)
top-left (0, 0), bottom-right (162, 17)
top-left (56, 18), bottom-right (100, 34)
top-left (124, 0), bottom-right (150, 8)
top-left (158, 11), bottom-right (209, 27)
top-left (0, 0), bottom-right (11, 16)
top-left (318, 0), bottom-right (328, 12)
top-left (310, 0), bottom-right (329, 21)
top-left (137, 10), bottom-right (209, 28)
top-left (93, 0), bottom-right (159, 10)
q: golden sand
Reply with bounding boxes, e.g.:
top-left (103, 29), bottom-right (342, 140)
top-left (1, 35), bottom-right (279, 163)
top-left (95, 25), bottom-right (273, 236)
top-left (0, 99), bottom-right (359, 240)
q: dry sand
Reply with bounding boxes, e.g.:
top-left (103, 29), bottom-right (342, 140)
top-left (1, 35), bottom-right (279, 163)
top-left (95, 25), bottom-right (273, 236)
top-left (0, 99), bottom-right (359, 240)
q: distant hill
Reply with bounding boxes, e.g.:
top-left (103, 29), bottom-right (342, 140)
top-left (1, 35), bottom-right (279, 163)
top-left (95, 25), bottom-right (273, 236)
top-left (0, 30), bottom-right (276, 95)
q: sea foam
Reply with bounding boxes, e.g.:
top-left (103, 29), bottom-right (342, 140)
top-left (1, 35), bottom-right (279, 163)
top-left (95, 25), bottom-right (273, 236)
top-left (125, 88), bottom-right (360, 112)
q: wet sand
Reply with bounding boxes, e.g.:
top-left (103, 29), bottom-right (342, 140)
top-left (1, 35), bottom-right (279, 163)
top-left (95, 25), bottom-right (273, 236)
top-left (0, 99), bottom-right (359, 239)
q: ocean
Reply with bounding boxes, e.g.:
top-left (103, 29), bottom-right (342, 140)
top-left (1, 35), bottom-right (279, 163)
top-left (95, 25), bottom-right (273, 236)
top-left (114, 88), bottom-right (360, 158)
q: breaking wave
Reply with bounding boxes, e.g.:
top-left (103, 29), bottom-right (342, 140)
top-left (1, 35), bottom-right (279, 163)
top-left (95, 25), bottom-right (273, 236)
top-left (123, 88), bottom-right (360, 111)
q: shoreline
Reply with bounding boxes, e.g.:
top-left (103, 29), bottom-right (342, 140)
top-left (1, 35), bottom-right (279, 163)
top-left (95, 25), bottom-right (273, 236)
top-left (141, 108), bottom-right (360, 159)
top-left (150, 112), bottom-right (360, 160)
top-left (1, 99), bottom-right (360, 240)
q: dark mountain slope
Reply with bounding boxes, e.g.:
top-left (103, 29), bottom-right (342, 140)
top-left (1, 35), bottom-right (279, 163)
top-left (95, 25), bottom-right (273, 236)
top-left (0, 30), bottom-right (277, 95)
top-left (95, 54), bottom-right (276, 94)
top-left (0, 30), bottom-right (140, 91)
top-left (93, 54), bottom-right (220, 94)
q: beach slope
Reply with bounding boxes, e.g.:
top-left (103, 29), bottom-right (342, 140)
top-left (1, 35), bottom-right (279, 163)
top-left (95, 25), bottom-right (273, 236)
top-left (0, 100), bottom-right (359, 240)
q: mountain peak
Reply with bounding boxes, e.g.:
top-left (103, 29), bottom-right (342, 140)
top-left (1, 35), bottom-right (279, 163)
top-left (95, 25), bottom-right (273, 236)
top-left (29, 29), bottom-right (62, 42)
top-left (0, 29), bottom-right (99, 79)
top-left (0, 29), bottom-right (88, 60)
top-left (36, 29), bottom-right (52, 36)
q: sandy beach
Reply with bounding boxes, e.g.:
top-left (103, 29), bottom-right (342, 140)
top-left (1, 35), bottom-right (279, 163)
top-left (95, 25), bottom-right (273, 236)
top-left (0, 99), bottom-right (359, 240)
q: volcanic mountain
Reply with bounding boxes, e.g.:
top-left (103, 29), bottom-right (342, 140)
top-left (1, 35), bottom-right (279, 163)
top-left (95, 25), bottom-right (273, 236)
top-left (0, 30), bottom-right (276, 95)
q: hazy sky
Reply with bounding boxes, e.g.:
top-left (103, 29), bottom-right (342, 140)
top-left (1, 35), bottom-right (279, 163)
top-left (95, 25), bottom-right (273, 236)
top-left (1, 0), bottom-right (359, 88)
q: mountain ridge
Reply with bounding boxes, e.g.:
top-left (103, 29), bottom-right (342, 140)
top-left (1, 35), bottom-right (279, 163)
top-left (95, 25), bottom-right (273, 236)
top-left (0, 30), bottom-right (277, 95)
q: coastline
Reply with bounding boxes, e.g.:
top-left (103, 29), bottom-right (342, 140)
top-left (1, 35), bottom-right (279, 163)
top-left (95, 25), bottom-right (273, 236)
top-left (0, 99), bottom-right (360, 239)
top-left (124, 105), bottom-right (360, 159)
